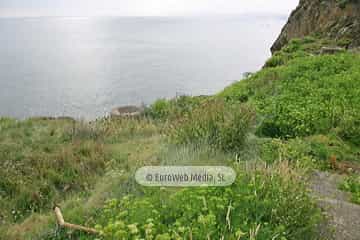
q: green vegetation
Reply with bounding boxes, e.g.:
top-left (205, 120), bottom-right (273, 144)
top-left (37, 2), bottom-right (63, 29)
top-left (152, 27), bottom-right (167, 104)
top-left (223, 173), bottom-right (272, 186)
top-left (94, 167), bottom-right (320, 240)
top-left (340, 175), bottom-right (360, 204)
top-left (0, 118), bottom-right (107, 223)
top-left (1, 37), bottom-right (360, 239)
top-left (168, 100), bottom-right (255, 153)
top-left (145, 96), bottom-right (209, 121)
top-left (0, 117), bottom-right (160, 239)
top-left (221, 39), bottom-right (360, 143)
top-left (264, 37), bottom-right (347, 68)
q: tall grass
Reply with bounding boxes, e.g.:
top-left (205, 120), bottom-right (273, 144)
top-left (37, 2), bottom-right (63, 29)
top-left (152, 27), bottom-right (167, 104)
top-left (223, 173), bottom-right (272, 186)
top-left (0, 118), bottom-right (108, 225)
top-left (168, 100), bottom-right (256, 153)
top-left (1, 117), bottom-right (162, 239)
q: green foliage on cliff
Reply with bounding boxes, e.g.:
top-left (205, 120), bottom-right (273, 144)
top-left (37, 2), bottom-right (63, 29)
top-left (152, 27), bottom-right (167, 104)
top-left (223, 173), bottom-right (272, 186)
top-left (221, 43), bottom-right (360, 143)
top-left (265, 37), bottom-right (348, 68)
top-left (2, 37), bottom-right (360, 240)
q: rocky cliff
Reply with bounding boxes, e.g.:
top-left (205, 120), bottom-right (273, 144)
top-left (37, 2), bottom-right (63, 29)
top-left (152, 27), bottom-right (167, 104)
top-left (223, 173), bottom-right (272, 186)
top-left (271, 0), bottom-right (360, 53)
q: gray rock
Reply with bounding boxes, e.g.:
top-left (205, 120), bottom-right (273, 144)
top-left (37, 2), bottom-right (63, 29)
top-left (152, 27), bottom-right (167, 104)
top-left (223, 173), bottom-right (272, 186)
top-left (320, 47), bottom-right (345, 55)
top-left (110, 105), bottom-right (144, 117)
top-left (271, 0), bottom-right (360, 53)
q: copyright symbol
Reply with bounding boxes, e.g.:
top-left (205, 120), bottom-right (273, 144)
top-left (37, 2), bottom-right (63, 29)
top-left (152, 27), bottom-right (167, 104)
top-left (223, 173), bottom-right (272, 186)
top-left (146, 174), bottom-right (153, 182)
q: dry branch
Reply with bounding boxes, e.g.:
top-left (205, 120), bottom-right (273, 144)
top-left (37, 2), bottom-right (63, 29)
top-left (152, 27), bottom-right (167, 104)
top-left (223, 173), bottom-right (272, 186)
top-left (54, 206), bottom-right (99, 235)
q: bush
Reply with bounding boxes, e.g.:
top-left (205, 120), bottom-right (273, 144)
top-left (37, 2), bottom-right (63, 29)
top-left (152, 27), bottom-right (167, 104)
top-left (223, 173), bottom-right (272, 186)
top-left (264, 54), bottom-right (286, 68)
top-left (169, 100), bottom-right (255, 153)
top-left (146, 99), bottom-right (172, 120)
top-left (94, 169), bottom-right (322, 240)
top-left (146, 96), bottom-right (209, 121)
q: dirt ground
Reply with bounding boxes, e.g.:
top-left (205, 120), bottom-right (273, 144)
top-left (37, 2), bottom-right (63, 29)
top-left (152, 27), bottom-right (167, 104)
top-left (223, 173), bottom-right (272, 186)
top-left (310, 171), bottom-right (360, 240)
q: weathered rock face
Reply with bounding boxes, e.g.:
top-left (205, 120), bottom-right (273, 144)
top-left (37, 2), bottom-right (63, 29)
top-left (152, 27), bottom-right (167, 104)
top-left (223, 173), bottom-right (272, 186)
top-left (271, 0), bottom-right (360, 53)
top-left (110, 105), bottom-right (144, 117)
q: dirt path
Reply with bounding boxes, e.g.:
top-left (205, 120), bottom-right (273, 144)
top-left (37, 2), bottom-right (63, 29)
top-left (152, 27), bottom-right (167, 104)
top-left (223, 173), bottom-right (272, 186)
top-left (310, 171), bottom-right (360, 240)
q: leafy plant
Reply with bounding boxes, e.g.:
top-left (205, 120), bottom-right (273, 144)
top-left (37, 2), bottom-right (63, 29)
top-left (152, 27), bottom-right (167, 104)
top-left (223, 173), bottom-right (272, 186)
top-left (146, 98), bottom-right (172, 120)
top-left (94, 168), bottom-right (322, 240)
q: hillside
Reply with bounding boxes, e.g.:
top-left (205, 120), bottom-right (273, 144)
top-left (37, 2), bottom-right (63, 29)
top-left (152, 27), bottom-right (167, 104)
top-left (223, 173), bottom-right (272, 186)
top-left (1, 40), bottom-right (357, 240)
top-left (1, 1), bottom-right (360, 239)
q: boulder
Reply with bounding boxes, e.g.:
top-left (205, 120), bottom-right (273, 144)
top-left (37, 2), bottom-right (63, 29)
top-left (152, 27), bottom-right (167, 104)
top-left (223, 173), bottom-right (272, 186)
top-left (110, 105), bottom-right (144, 118)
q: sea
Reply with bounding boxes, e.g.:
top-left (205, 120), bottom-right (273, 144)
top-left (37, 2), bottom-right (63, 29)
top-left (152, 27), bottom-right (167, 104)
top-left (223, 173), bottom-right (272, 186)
top-left (0, 15), bottom-right (287, 119)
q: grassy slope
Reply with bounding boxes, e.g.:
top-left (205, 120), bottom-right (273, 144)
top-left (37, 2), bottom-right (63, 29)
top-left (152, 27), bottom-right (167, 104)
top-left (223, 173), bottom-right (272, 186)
top-left (0, 118), bottom-right (161, 239)
top-left (1, 37), bottom-right (360, 239)
top-left (221, 38), bottom-right (360, 166)
top-left (0, 118), bottom-right (106, 223)
top-left (1, 118), bottom-right (322, 240)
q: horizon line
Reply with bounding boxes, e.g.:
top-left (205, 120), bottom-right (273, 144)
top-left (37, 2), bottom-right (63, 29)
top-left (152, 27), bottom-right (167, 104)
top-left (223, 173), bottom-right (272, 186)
top-left (0, 12), bottom-right (289, 20)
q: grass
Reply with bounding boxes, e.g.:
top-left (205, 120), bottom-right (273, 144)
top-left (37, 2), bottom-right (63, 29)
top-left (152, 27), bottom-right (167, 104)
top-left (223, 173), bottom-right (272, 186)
top-left (0, 117), bottom-right (160, 239)
top-left (1, 116), bottom-right (325, 239)
top-left (167, 100), bottom-right (256, 153)
top-left (39, 144), bottom-right (323, 240)
top-left (219, 38), bottom-right (360, 168)
top-left (0, 118), bottom-right (107, 224)
top-left (2, 37), bottom-right (360, 239)
top-left (222, 52), bottom-right (360, 139)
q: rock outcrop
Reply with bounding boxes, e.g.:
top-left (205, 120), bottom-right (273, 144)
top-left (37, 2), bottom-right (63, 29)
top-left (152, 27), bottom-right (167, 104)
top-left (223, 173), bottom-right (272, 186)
top-left (271, 0), bottom-right (360, 53)
top-left (110, 105), bottom-right (144, 117)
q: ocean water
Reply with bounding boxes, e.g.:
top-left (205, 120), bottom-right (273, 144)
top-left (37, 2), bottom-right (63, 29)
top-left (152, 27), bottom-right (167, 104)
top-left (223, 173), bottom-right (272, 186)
top-left (0, 15), bottom-right (286, 119)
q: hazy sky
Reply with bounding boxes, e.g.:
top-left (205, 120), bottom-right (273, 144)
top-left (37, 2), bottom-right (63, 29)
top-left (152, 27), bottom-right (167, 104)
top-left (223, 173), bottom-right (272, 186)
top-left (0, 0), bottom-right (299, 18)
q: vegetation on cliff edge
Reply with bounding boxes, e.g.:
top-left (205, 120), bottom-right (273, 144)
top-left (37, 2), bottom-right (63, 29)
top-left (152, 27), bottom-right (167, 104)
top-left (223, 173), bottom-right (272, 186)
top-left (1, 37), bottom-right (360, 239)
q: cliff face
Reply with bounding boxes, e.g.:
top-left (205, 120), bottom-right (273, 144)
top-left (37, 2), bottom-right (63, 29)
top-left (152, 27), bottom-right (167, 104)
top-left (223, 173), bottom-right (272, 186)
top-left (271, 0), bottom-right (360, 53)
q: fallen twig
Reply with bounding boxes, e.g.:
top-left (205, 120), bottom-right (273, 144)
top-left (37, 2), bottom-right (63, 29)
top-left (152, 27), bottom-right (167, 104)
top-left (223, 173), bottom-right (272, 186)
top-left (54, 206), bottom-right (99, 235)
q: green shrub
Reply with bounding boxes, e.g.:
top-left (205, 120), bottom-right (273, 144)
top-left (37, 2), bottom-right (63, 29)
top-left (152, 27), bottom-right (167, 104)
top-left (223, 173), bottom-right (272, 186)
top-left (337, 38), bottom-right (352, 48)
top-left (264, 54), bottom-right (286, 68)
top-left (146, 96), bottom-right (209, 121)
top-left (146, 99), bottom-right (172, 119)
top-left (169, 100), bottom-right (255, 153)
top-left (94, 169), bottom-right (322, 240)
